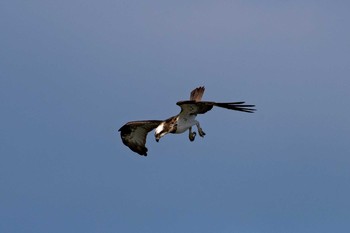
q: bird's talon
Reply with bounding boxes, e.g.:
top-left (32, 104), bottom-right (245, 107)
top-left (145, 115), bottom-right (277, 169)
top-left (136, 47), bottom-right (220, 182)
top-left (199, 129), bottom-right (206, 137)
top-left (189, 132), bottom-right (196, 142)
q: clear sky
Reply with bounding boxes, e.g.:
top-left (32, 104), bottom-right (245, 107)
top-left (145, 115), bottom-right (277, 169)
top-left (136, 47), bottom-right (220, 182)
top-left (1, 1), bottom-right (350, 232)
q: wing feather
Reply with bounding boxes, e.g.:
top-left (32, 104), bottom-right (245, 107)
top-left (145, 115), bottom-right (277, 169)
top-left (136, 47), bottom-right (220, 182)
top-left (118, 120), bottom-right (162, 156)
top-left (190, 86), bottom-right (205, 101)
top-left (177, 100), bottom-right (214, 116)
top-left (176, 100), bottom-right (255, 116)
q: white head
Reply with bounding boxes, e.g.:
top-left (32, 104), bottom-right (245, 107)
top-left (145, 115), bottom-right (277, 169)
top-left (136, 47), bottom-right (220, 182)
top-left (154, 123), bottom-right (168, 142)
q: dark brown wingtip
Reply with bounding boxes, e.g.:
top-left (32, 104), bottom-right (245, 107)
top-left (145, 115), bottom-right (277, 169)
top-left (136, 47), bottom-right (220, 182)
top-left (140, 151), bottom-right (148, 156)
top-left (118, 123), bottom-right (129, 132)
top-left (137, 145), bottom-right (148, 156)
top-left (196, 86), bottom-right (205, 92)
top-left (129, 145), bottom-right (148, 156)
top-left (215, 102), bottom-right (256, 113)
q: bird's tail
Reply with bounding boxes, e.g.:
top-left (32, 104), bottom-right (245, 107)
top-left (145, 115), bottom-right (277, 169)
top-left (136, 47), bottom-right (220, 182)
top-left (214, 102), bottom-right (256, 113)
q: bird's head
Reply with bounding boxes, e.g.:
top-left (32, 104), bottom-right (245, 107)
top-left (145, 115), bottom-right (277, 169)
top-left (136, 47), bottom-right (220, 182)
top-left (154, 123), bottom-right (168, 142)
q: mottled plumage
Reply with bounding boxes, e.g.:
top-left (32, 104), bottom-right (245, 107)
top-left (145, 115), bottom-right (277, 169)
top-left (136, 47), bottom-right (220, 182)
top-left (118, 86), bottom-right (255, 156)
top-left (118, 120), bottom-right (162, 156)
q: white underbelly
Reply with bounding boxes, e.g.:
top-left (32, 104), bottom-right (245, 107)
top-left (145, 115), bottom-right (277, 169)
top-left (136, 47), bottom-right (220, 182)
top-left (175, 116), bottom-right (196, 134)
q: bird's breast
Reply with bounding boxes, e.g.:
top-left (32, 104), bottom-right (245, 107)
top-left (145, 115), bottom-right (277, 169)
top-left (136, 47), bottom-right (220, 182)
top-left (174, 116), bottom-right (196, 134)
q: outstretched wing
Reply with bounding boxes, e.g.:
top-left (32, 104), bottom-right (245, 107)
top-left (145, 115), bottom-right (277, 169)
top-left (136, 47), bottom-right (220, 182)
top-left (118, 120), bottom-right (162, 156)
top-left (177, 101), bottom-right (256, 116)
top-left (177, 101), bottom-right (214, 116)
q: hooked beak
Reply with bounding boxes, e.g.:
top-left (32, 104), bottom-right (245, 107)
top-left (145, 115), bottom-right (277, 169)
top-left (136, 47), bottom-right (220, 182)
top-left (155, 133), bottom-right (161, 142)
top-left (155, 132), bottom-right (162, 142)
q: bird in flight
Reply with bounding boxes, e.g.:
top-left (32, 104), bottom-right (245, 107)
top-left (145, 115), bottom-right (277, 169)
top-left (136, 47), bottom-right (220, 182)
top-left (118, 86), bottom-right (255, 156)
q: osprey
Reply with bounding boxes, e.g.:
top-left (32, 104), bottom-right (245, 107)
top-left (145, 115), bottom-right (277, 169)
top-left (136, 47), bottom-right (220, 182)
top-left (119, 86), bottom-right (255, 156)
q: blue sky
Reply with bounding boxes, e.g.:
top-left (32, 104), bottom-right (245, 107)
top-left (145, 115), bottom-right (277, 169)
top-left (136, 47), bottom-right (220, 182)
top-left (1, 1), bottom-right (350, 232)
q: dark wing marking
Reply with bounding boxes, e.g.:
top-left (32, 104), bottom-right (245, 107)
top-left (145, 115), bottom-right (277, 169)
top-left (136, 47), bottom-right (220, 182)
top-left (190, 86), bottom-right (205, 101)
top-left (214, 102), bottom-right (256, 113)
top-left (118, 120), bottom-right (162, 156)
top-left (176, 100), bottom-right (256, 116)
top-left (177, 101), bottom-right (214, 116)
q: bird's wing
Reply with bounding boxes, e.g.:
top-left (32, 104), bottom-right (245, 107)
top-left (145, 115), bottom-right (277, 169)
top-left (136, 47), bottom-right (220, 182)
top-left (176, 101), bottom-right (215, 116)
top-left (213, 102), bottom-right (256, 113)
top-left (176, 86), bottom-right (210, 117)
top-left (176, 101), bottom-right (256, 116)
top-left (190, 86), bottom-right (205, 101)
top-left (118, 120), bottom-right (162, 156)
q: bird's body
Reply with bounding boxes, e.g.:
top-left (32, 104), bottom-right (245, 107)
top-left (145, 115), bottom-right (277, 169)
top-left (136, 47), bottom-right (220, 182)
top-left (155, 114), bottom-right (196, 135)
top-left (174, 114), bottom-right (197, 134)
top-left (118, 86), bottom-right (255, 156)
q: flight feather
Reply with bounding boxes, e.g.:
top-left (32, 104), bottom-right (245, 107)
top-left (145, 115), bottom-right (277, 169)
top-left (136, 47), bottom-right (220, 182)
top-left (118, 120), bottom-right (162, 156)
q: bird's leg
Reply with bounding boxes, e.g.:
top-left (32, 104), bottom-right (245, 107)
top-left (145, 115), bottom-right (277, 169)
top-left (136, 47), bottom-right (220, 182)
top-left (195, 121), bottom-right (206, 137)
top-left (188, 127), bottom-right (196, 142)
